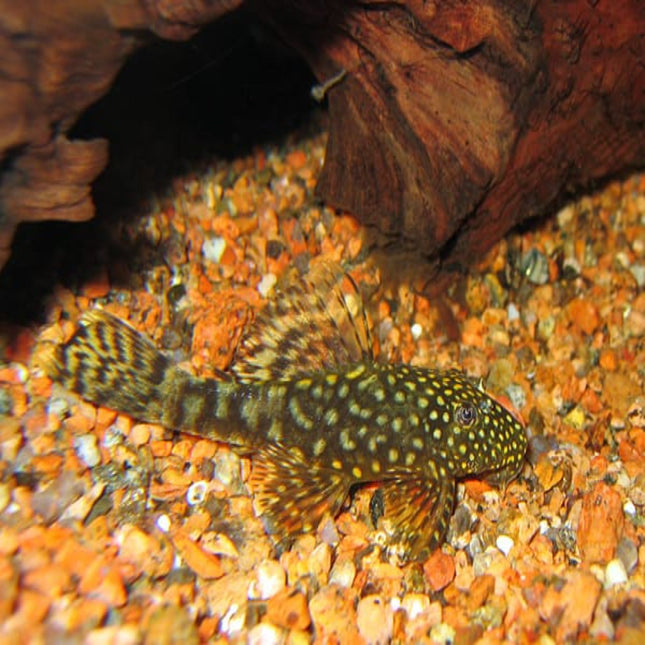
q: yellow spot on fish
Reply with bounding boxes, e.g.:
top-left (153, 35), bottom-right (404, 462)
top-left (325, 408), bottom-right (339, 425)
top-left (418, 397), bottom-right (429, 409)
top-left (313, 438), bottom-right (326, 456)
top-left (352, 466), bottom-right (362, 479)
top-left (392, 417), bottom-right (403, 432)
top-left (340, 429), bottom-right (356, 451)
top-left (332, 459), bottom-right (343, 470)
top-left (346, 365), bottom-right (366, 379)
top-left (412, 437), bottom-right (424, 450)
top-left (371, 460), bottom-right (381, 474)
top-left (296, 378), bottom-right (312, 390)
top-left (373, 387), bottom-right (385, 402)
top-left (326, 374), bottom-right (338, 385)
top-left (388, 448), bottom-right (399, 463)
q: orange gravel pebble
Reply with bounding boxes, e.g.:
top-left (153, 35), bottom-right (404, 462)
top-left (577, 481), bottom-right (625, 563)
top-left (168, 527), bottom-right (225, 580)
top-left (423, 549), bottom-right (456, 592)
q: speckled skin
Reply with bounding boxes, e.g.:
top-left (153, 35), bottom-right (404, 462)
top-left (46, 309), bottom-right (526, 560)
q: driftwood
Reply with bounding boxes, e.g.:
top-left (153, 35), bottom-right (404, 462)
top-left (0, 0), bottom-right (643, 269)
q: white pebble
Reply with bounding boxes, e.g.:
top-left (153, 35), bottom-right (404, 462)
top-left (11, 363), bottom-right (29, 384)
top-left (47, 397), bottom-right (69, 419)
top-left (496, 535), bottom-right (514, 556)
top-left (401, 593), bottom-right (430, 620)
top-left (202, 236), bottom-right (226, 263)
top-left (186, 481), bottom-right (208, 506)
top-left (249, 560), bottom-right (285, 600)
top-left (156, 514), bottom-right (171, 533)
top-left (257, 273), bottom-right (277, 297)
top-left (623, 499), bottom-right (637, 517)
top-left (507, 302), bottom-right (520, 322)
top-left (73, 434), bottom-right (101, 468)
top-left (247, 622), bottom-right (283, 645)
top-left (605, 558), bottom-right (628, 588)
top-left (220, 603), bottom-right (245, 636)
top-left (410, 323), bottom-right (423, 340)
top-left (329, 558), bottom-right (356, 588)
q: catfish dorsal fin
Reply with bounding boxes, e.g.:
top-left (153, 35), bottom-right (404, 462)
top-left (231, 260), bottom-right (373, 383)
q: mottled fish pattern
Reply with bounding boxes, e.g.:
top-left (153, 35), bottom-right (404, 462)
top-left (44, 262), bottom-right (527, 560)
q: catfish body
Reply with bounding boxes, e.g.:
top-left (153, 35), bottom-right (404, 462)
top-left (45, 264), bottom-right (527, 559)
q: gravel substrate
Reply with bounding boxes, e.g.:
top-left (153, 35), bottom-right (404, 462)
top-left (0, 124), bottom-right (644, 643)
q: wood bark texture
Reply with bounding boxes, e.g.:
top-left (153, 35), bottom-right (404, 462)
top-left (0, 0), bottom-right (643, 269)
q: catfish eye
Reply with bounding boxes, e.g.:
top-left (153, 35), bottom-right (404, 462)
top-left (456, 402), bottom-right (477, 427)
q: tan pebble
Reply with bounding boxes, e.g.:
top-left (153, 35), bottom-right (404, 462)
top-left (144, 605), bottom-right (199, 645)
top-left (200, 532), bottom-right (239, 558)
top-left (307, 542), bottom-right (332, 583)
top-left (129, 423), bottom-right (152, 446)
top-left (453, 550), bottom-right (474, 592)
top-left (423, 549), bottom-right (455, 592)
top-left (356, 595), bottom-right (394, 645)
top-left (118, 525), bottom-right (160, 569)
top-left (309, 586), bottom-right (361, 642)
top-left (266, 587), bottom-right (311, 630)
top-left (578, 481), bottom-right (624, 563)
top-left (60, 482), bottom-right (106, 522)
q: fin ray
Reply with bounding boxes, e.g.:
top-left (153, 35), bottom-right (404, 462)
top-left (249, 443), bottom-right (350, 546)
top-left (372, 469), bottom-right (456, 560)
top-left (232, 260), bottom-right (373, 382)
